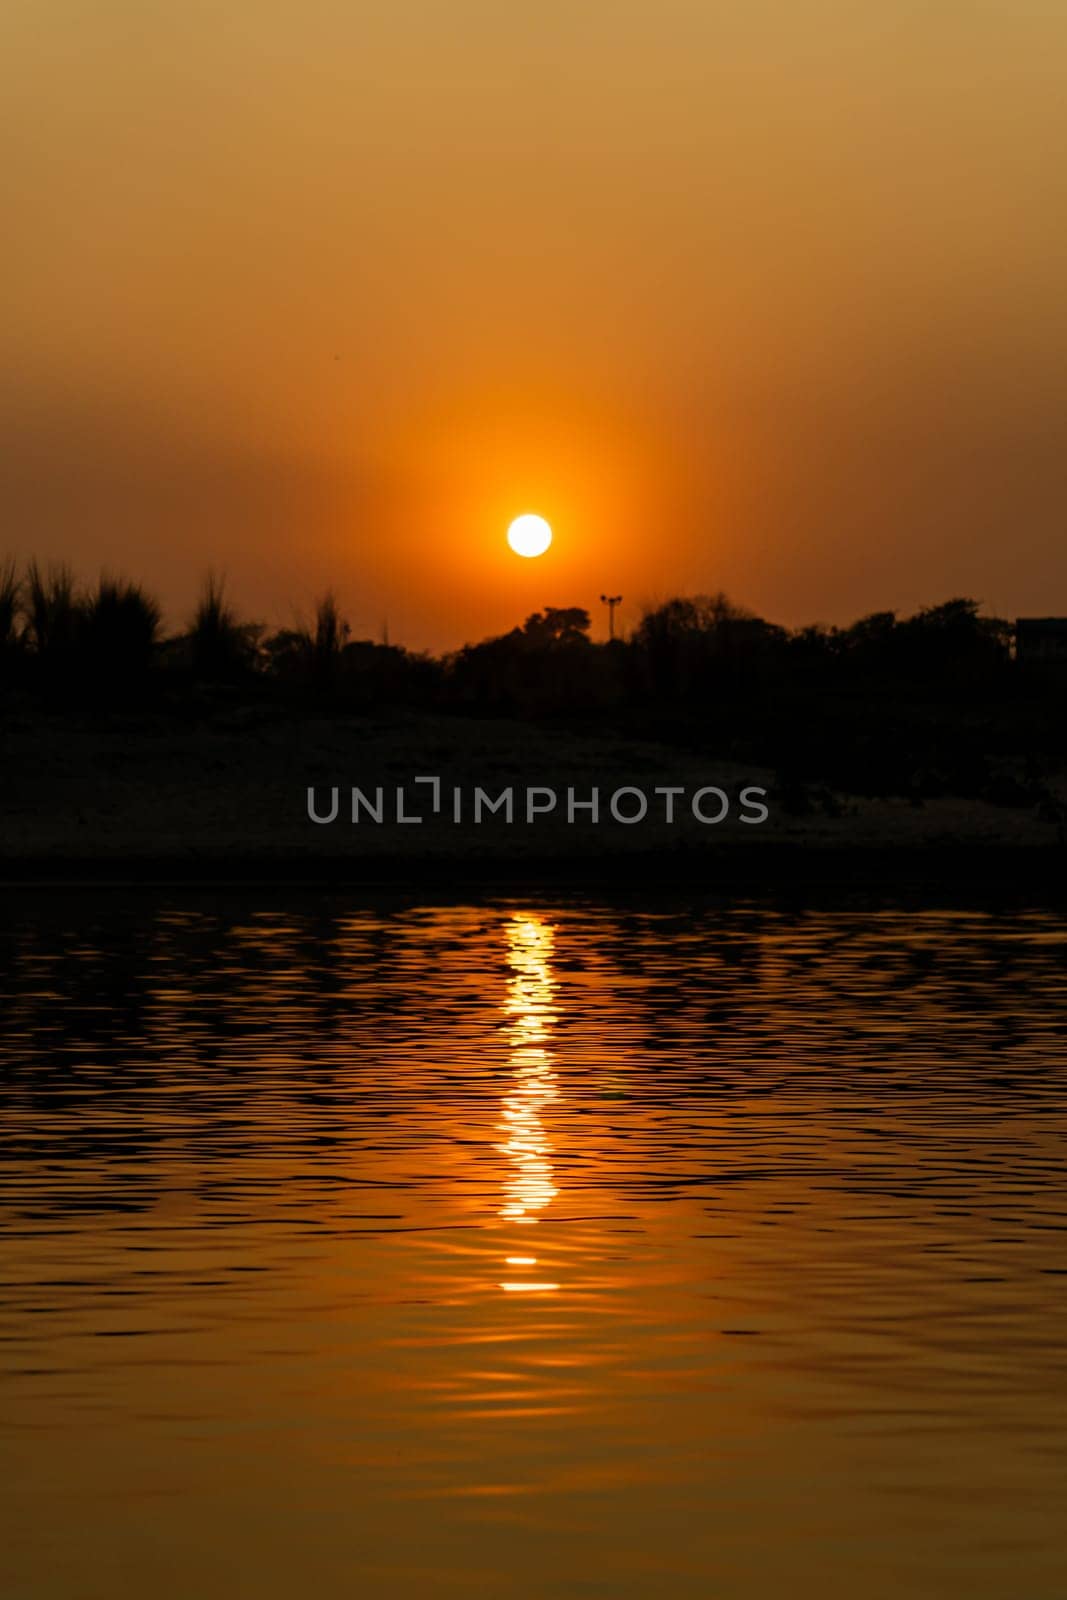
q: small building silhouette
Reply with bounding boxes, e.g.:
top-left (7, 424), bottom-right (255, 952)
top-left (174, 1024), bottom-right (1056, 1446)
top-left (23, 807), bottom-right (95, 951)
top-left (1016, 617), bottom-right (1067, 663)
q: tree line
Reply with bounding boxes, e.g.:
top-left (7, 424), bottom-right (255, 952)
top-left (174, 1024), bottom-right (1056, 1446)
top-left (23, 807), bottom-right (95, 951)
top-left (0, 560), bottom-right (1019, 704)
top-left (1, 559), bottom-right (1062, 810)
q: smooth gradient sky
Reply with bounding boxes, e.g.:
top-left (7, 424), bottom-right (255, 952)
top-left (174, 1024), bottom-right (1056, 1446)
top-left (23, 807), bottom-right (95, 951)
top-left (3, 0), bottom-right (1065, 648)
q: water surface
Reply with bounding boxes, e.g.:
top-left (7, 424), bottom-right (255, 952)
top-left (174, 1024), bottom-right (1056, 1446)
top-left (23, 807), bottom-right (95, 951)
top-left (2, 899), bottom-right (1066, 1598)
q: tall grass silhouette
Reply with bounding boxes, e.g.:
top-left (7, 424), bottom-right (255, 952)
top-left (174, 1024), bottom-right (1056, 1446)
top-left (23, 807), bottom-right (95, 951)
top-left (0, 561), bottom-right (165, 697)
top-left (262, 592), bottom-right (350, 701)
top-left (190, 574), bottom-right (254, 680)
top-left (308, 591), bottom-right (348, 696)
top-left (25, 562), bottom-right (81, 660)
top-left (84, 577), bottom-right (162, 682)
top-left (0, 559), bottom-right (19, 660)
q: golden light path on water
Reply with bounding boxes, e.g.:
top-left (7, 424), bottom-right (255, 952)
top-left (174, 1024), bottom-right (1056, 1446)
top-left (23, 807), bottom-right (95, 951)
top-left (3, 904), bottom-right (1067, 1600)
top-left (498, 916), bottom-right (560, 1293)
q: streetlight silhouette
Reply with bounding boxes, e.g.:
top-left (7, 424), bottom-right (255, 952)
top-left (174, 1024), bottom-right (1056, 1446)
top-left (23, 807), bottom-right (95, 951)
top-left (600, 594), bottom-right (623, 642)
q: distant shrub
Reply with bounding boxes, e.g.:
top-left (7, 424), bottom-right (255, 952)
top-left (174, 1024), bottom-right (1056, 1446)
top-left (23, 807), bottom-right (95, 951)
top-left (25, 561), bottom-right (82, 658)
top-left (308, 592), bottom-right (348, 697)
top-left (263, 626), bottom-right (306, 678)
top-left (0, 559), bottom-right (19, 653)
top-left (0, 559), bottom-right (23, 692)
top-left (262, 594), bottom-right (349, 703)
top-left (339, 639), bottom-right (440, 709)
top-left (83, 577), bottom-right (162, 687)
top-left (189, 575), bottom-right (259, 681)
top-left (20, 561), bottom-right (88, 697)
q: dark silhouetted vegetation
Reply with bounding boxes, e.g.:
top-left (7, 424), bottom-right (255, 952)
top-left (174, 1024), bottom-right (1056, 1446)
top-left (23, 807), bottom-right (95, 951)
top-left (184, 575), bottom-right (261, 682)
top-left (0, 559), bottom-right (19, 666)
top-left (25, 561), bottom-right (81, 679)
top-left (5, 563), bottom-right (163, 702)
top-left (1, 555), bottom-right (1063, 812)
top-left (83, 578), bottom-right (162, 689)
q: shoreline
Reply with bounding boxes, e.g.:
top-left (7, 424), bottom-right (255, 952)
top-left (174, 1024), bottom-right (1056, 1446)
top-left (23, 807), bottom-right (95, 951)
top-left (2, 709), bottom-right (1064, 900)
top-left (2, 841), bottom-right (1064, 898)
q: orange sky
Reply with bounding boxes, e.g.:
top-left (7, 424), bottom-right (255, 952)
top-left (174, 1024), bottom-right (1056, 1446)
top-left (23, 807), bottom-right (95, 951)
top-left (3, 0), bottom-right (1065, 649)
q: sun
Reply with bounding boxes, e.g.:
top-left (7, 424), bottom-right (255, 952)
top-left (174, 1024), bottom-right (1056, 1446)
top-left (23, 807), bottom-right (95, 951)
top-left (507, 513), bottom-right (552, 558)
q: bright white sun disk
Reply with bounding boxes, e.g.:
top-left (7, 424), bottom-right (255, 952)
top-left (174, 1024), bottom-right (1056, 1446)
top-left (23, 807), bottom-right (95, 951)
top-left (507, 514), bottom-right (552, 558)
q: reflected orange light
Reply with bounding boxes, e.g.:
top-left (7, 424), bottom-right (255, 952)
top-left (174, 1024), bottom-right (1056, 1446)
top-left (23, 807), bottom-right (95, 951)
top-left (498, 916), bottom-right (561, 1290)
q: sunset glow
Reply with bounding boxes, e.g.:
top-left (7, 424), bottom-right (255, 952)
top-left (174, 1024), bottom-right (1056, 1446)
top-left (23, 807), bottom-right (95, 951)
top-left (5, 1), bottom-right (1064, 648)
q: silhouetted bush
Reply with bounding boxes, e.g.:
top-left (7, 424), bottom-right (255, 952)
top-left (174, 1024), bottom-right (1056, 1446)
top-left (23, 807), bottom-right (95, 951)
top-left (2, 561), bottom-right (165, 700)
top-left (187, 575), bottom-right (260, 682)
top-left (263, 593), bottom-right (349, 704)
top-left (339, 640), bottom-right (440, 709)
top-left (25, 561), bottom-right (81, 656)
top-left (82, 577), bottom-right (162, 692)
top-left (0, 559), bottom-right (20, 679)
top-left (264, 595), bottom-right (439, 711)
top-left (22, 562), bottom-right (86, 694)
top-left (263, 626), bottom-right (307, 680)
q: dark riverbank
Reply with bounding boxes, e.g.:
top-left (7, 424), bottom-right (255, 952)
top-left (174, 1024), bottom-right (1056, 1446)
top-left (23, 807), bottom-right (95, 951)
top-left (1, 709), bottom-right (1063, 893)
top-left (2, 845), bottom-right (1064, 896)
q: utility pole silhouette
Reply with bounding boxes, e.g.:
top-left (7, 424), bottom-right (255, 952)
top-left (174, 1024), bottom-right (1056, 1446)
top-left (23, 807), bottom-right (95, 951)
top-left (600, 594), bottom-right (623, 642)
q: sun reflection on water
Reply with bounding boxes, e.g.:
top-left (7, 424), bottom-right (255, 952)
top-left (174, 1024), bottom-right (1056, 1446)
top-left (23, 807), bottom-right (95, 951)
top-left (498, 916), bottom-right (560, 1292)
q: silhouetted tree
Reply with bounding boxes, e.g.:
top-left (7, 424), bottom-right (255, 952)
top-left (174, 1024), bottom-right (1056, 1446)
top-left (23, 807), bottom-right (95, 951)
top-left (446, 605), bottom-right (602, 714)
top-left (634, 592), bottom-right (786, 700)
top-left (520, 607), bottom-right (592, 646)
top-left (900, 598), bottom-right (1011, 684)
